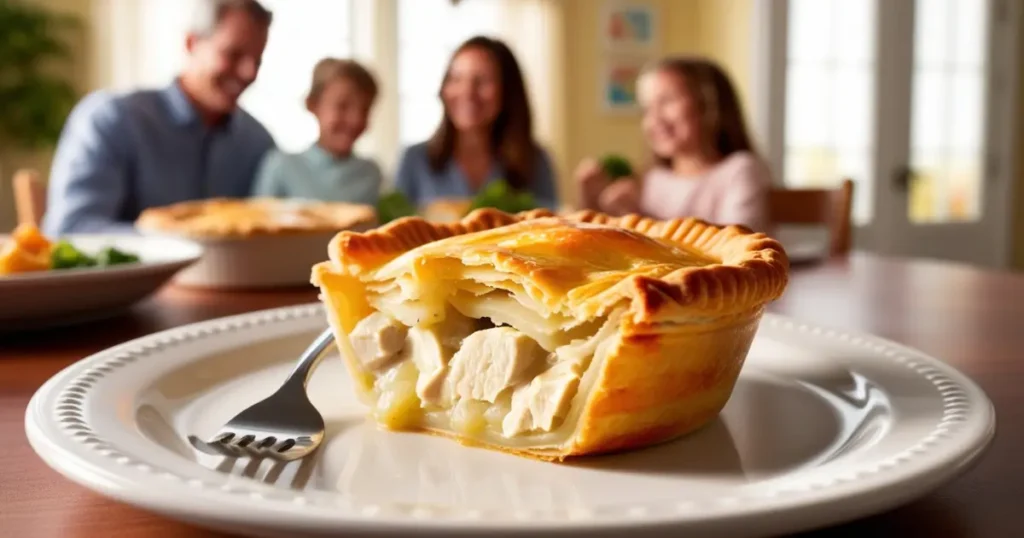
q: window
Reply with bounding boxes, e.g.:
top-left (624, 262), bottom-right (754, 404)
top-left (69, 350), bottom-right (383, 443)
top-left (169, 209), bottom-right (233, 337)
top-left (128, 0), bottom-right (192, 87)
top-left (395, 0), bottom-right (501, 147)
top-left (757, 0), bottom-right (1014, 265)
top-left (239, 0), bottom-right (353, 153)
top-left (907, 0), bottom-right (990, 223)
top-left (94, 0), bottom-right (192, 91)
top-left (783, 0), bottom-right (877, 225)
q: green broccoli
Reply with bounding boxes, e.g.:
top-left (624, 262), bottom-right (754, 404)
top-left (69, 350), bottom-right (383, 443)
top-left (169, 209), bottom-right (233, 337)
top-left (469, 179), bottom-right (536, 213)
top-left (96, 246), bottom-right (140, 266)
top-left (600, 154), bottom-right (634, 181)
top-left (50, 240), bottom-right (97, 270)
top-left (376, 191), bottom-right (417, 224)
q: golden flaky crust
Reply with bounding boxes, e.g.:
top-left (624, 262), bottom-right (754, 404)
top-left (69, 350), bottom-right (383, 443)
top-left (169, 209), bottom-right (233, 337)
top-left (563, 309), bottom-right (759, 459)
top-left (321, 208), bottom-right (788, 321)
top-left (325, 208), bottom-right (555, 271)
top-left (136, 197), bottom-right (378, 239)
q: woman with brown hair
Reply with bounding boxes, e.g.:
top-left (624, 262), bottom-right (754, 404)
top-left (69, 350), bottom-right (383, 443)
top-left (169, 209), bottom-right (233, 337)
top-left (575, 57), bottom-right (772, 232)
top-left (394, 36), bottom-right (558, 210)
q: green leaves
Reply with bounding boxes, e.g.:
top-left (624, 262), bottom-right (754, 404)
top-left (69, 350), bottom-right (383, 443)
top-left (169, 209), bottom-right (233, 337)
top-left (0, 76), bottom-right (76, 148)
top-left (468, 179), bottom-right (536, 213)
top-left (600, 154), bottom-right (634, 181)
top-left (0, 0), bottom-right (81, 149)
top-left (0, 1), bottom-right (78, 68)
top-left (376, 191), bottom-right (417, 224)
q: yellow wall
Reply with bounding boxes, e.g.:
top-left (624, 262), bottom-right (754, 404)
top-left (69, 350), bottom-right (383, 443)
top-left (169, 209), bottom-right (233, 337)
top-left (692, 0), bottom-right (753, 116)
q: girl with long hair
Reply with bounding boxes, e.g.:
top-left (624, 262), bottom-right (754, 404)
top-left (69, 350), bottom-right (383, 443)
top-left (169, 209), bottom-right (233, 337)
top-left (576, 57), bottom-right (771, 231)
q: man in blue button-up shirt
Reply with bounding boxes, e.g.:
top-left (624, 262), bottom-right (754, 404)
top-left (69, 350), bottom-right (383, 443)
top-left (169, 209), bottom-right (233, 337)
top-left (43, 0), bottom-right (277, 235)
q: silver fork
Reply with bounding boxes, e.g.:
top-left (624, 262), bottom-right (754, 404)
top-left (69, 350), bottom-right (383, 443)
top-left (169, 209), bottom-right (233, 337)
top-left (188, 328), bottom-right (335, 461)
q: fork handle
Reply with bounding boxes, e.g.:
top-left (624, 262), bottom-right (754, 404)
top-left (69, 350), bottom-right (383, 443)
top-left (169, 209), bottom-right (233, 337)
top-left (283, 328), bottom-right (336, 389)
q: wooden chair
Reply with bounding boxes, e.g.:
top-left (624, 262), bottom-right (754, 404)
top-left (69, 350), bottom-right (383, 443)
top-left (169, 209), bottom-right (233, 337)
top-left (768, 178), bottom-right (854, 256)
top-left (13, 169), bottom-right (46, 227)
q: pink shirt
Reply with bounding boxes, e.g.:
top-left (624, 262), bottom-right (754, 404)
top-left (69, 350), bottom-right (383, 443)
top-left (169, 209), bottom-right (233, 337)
top-left (639, 151), bottom-right (772, 232)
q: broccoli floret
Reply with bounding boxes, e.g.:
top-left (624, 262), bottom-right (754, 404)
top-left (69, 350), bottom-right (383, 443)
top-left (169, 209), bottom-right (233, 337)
top-left (50, 240), bottom-right (97, 270)
top-left (469, 179), bottom-right (536, 213)
top-left (377, 191), bottom-right (417, 224)
top-left (96, 246), bottom-right (140, 266)
top-left (600, 154), bottom-right (634, 180)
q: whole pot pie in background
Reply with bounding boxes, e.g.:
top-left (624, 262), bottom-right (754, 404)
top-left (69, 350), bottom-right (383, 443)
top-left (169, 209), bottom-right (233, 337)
top-left (138, 197), bottom-right (377, 289)
top-left (311, 208), bottom-right (789, 461)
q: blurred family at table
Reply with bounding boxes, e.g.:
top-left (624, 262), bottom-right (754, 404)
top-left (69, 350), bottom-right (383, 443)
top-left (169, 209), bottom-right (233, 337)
top-left (41, 0), bottom-right (771, 237)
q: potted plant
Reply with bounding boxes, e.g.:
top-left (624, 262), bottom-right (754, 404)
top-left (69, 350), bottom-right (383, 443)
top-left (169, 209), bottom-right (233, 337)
top-left (0, 1), bottom-right (80, 154)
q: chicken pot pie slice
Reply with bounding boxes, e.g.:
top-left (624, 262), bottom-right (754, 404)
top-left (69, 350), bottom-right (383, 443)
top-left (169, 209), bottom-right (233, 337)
top-left (311, 208), bottom-right (788, 461)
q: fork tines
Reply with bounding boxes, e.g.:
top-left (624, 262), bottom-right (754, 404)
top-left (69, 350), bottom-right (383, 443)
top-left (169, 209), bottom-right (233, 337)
top-left (188, 433), bottom-right (309, 461)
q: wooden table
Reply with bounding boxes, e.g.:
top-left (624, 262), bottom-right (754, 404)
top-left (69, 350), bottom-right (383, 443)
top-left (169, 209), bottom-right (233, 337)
top-left (2, 253), bottom-right (1022, 537)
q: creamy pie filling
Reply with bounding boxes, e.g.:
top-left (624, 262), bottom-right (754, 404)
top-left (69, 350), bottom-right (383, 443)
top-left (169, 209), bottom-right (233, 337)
top-left (338, 285), bottom-right (625, 449)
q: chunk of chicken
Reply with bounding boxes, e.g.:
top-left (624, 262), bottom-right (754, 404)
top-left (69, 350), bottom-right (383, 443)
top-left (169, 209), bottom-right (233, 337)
top-left (501, 316), bottom-right (617, 437)
top-left (404, 327), bottom-right (447, 404)
top-left (502, 360), bottom-right (583, 437)
top-left (448, 327), bottom-right (547, 403)
top-left (350, 312), bottom-right (408, 371)
top-left (401, 311), bottom-right (477, 405)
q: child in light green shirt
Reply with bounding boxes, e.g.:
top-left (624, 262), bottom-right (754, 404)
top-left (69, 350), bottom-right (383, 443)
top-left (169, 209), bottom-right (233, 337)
top-left (253, 58), bottom-right (382, 205)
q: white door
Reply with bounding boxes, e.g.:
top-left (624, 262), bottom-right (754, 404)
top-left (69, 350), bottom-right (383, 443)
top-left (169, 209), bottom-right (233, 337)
top-left (753, 0), bottom-right (1020, 268)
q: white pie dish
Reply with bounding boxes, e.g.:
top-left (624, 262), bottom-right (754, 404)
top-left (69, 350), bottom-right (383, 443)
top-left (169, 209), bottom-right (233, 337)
top-left (0, 233), bottom-right (201, 331)
top-left (144, 231), bottom-right (365, 289)
top-left (24, 304), bottom-right (995, 537)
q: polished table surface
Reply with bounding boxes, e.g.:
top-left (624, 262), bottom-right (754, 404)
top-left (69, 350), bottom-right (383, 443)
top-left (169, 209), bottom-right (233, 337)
top-left (2, 252), bottom-right (1022, 537)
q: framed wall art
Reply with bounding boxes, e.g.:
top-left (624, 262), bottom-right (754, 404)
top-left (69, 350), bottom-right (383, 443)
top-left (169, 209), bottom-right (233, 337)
top-left (600, 54), bottom-right (648, 112)
top-left (601, 0), bottom-right (659, 53)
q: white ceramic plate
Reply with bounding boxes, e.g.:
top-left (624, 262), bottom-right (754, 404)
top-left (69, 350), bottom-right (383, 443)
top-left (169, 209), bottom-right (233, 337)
top-left (25, 305), bottom-right (994, 538)
top-left (0, 234), bottom-right (202, 331)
